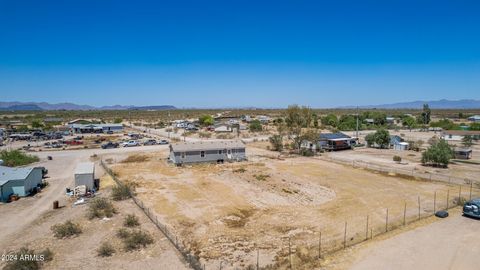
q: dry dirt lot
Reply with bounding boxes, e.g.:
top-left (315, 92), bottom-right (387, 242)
top-left (0, 145), bottom-right (188, 270)
top-left (328, 208), bottom-right (480, 270)
top-left (109, 146), bottom-right (467, 269)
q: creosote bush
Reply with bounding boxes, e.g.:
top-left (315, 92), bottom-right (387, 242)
top-left (2, 247), bottom-right (53, 270)
top-left (123, 230), bottom-right (154, 251)
top-left (51, 220), bottom-right (82, 238)
top-left (393, 155), bottom-right (402, 162)
top-left (97, 242), bottom-right (115, 257)
top-left (0, 150), bottom-right (39, 167)
top-left (111, 183), bottom-right (135, 201)
top-left (124, 214), bottom-right (140, 227)
top-left (87, 197), bottom-right (117, 219)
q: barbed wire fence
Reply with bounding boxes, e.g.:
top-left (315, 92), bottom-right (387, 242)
top-left (100, 160), bottom-right (203, 270)
top-left (320, 154), bottom-right (479, 186)
top-left (101, 158), bottom-right (480, 270)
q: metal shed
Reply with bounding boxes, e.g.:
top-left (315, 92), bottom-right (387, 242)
top-left (74, 162), bottom-right (95, 190)
top-left (0, 166), bottom-right (43, 202)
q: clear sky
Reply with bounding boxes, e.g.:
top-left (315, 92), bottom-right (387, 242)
top-left (1, 0), bottom-right (479, 108)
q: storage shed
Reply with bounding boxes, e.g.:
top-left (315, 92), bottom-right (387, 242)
top-left (0, 166), bottom-right (43, 202)
top-left (74, 162), bottom-right (95, 190)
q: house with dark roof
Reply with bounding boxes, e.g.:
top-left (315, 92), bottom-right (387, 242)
top-left (169, 140), bottom-right (246, 165)
top-left (301, 132), bottom-right (357, 152)
top-left (0, 166), bottom-right (44, 202)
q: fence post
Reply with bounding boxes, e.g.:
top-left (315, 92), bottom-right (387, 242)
top-left (434, 191), bottom-right (436, 213)
top-left (458, 185), bottom-right (462, 205)
top-left (470, 182), bottom-right (473, 200)
top-left (318, 231), bottom-right (322, 259)
top-left (289, 237), bottom-right (292, 269)
top-left (365, 215), bottom-right (369, 240)
top-left (418, 196), bottom-right (421, 220)
top-left (257, 249), bottom-right (259, 270)
top-left (343, 221), bottom-right (347, 249)
top-left (446, 189), bottom-right (450, 210)
top-left (403, 202), bottom-right (407, 226)
top-left (385, 208), bottom-right (389, 232)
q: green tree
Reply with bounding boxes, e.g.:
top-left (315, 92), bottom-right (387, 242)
top-left (198, 115), bottom-right (214, 126)
top-left (269, 134), bottom-right (283, 151)
top-left (365, 133), bottom-right (376, 147)
top-left (402, 116), bottom-right (416, 131)
top-left (421, 139), bottom-right (454, 167)
top-left (421, 103), bottom-right (431, 125)
top-left (249, 120), bottom-right (262, 132)
top-left (469, 123), bottom-right (480, 131)
top-left (374, 128), bottom-right (390, 148)
top-left (114, 118), bottom-right (123, 124)
top-left (31, 119), bottom-right (44, 129)
top-left (321, 114), bottom-right (338, 127)
top-left (462, 135), bottom-right (473, 147)
top-left (285, 105), bottom-right (304, 149)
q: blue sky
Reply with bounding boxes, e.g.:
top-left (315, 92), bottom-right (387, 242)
top-left (1, 0), bottom-right (479, 108)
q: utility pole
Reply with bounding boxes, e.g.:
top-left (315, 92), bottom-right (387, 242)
top-left (355, 106), bottom-right (359, 139)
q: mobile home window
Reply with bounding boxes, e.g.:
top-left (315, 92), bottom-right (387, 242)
top-left (218, 150), bottom-right (222, 154)
top-left (227, 149), bottom-right (231, 154)
top-left (181, 152), bottom-right (186, 158)
top-left (200, 151), bottom-right (205, 157)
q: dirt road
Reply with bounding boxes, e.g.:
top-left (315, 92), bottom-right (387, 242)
top-left (347, 210), bottom-right (480, 270)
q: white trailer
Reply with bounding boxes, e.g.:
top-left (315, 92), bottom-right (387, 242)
top-left (74, 162), bottom-right (95, 190)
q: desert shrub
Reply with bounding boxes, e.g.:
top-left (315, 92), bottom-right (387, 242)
top-left (2, 247), bottom-right (53, 270)
top-left (216, 133), bottom-right (234, 139)
top-left (249, 120), bottom-right (263, 132)
top-left (51, 220), bottom-right (82, 238)
top-left (269, 135), bottom-right (283, 151)
top-left (111, 183), bottom-right (135, 201)
top-left (116, 228), bottom-right (130, 239)
top-left (393, 155), bottom-right (402, 162)
top-left (87, 197), bottom-right (117, 219)
top-left (233, 168), bottom-right (246, 173)
top-left (254, 174), bottom-right (270, 181)
top-left (123, 230), bottom-right (154, 251)
top-left (0, 150), bottom-right (39, 167)
top-left (453, 196), bottom-right (467, 206)
top-left (198, 131), bottom-right (212, 138)
top-left (121, 154), bottom-right (149, 163)
top-left (97, 242), bottom-right (115, 257)
top-left (124, 214), bottom-right (140, 227)
top-left (300, 149), bottom-right (314, 156)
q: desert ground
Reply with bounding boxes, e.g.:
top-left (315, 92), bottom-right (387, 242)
top-left (326, 208), bottom-right (480, 270)
top-left (0, 145), bottom-right (189, 270)
top-left (107, 144), bottom-right (478, 269)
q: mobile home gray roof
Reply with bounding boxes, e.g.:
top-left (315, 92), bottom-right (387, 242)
top-left (74, 162), bottom-right (95, 175)
top-left (0, 166), bottom-right (35, 186)
top-left (170, 140), bottom-right (245, 152)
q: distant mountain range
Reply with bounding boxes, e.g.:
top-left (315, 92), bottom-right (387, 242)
top-left (0, 101), bottom-right (176, 111)
top-left (342, 99), bottom-right (480, 109)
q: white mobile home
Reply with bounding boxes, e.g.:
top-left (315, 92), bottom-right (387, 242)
top-left (169, 140), bottom-right (246, 165)
top-left (441, 130), bottom-right (480, 141)
top-left (74, 162), bottom-right (95, 190)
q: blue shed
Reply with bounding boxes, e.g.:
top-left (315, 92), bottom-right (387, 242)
top-left (0, 166), bottom-right (44, 202)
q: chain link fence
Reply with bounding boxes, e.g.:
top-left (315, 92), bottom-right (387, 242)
top-left (101, 160), bottom-right (203, 270)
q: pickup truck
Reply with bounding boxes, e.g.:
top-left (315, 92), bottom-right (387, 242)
top-left (143, 139), bottom-right (157, 146)
top-left (122, 140), bottom-right (140, 147)
top-left (158, 139), bottom-right (169, 145)
top-left (102, 142), bottom-right (119, 149)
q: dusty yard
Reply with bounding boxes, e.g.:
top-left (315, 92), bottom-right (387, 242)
top-left (328, 208), bottom-right (480, 270)
top-left (0, 145), bottom-right (187, 270)
top-left (110, 146), bottom-right (466, 269)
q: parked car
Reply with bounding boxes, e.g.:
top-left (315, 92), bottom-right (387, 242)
top-left (122, 140), bottom-right (140, 147)
top-left (463, 199), bottom-right (480, 218)
top-left (102, 142), bottom-right (119, 149)
top-left (143, 139), bottom-right (157, 146)
top-left (158, 139), bottom-right (169, 145)
top-left (106, 130), bottom-right (114, 134)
